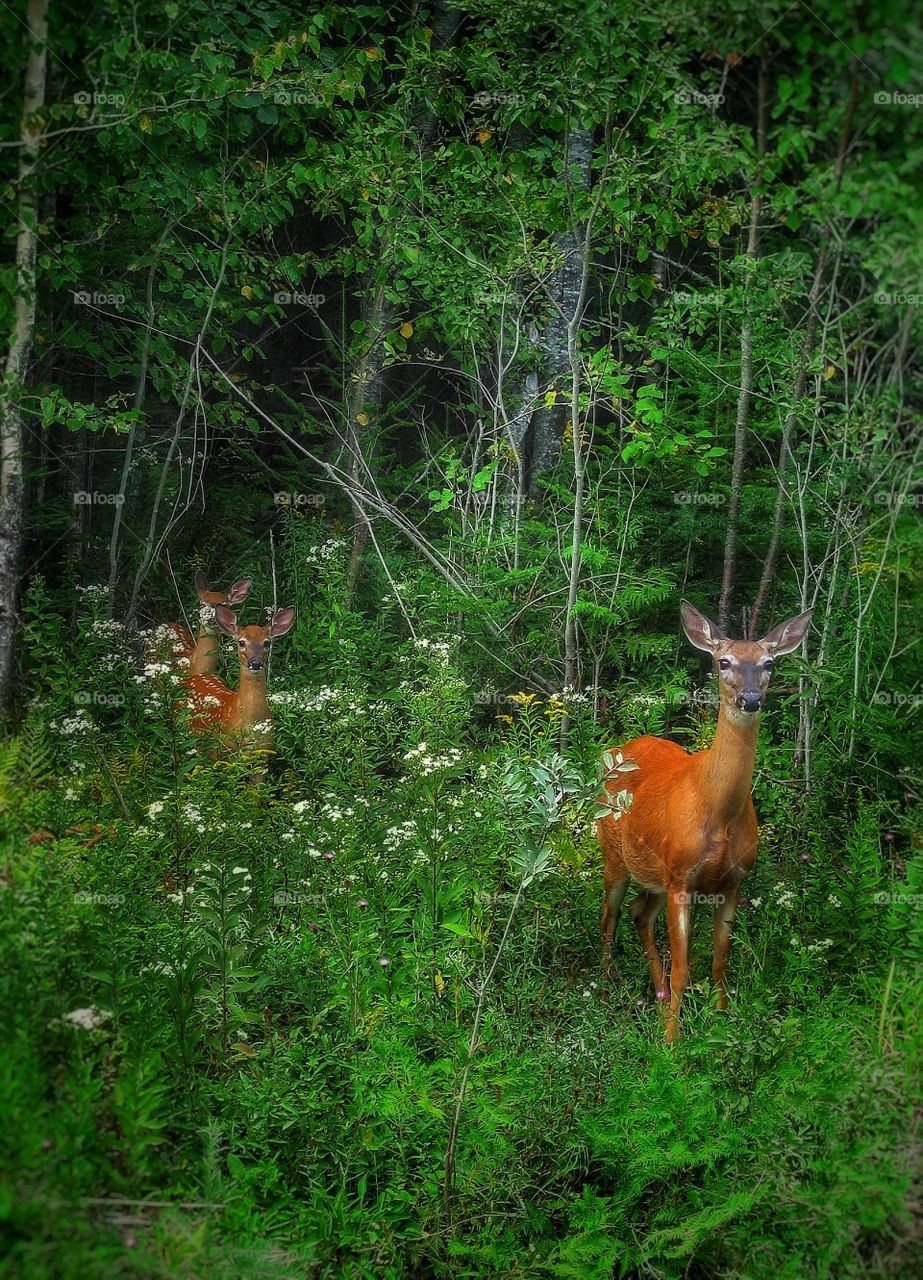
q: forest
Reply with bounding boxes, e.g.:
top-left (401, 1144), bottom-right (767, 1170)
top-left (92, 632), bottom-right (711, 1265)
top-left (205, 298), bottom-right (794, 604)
top-left (0, 0), bottom-right (920, 1276)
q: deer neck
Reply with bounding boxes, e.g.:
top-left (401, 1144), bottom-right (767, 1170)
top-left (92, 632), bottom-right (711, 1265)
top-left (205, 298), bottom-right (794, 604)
top-left (234, 667), bottom-right (270, 729)
top-left (190, 628), bottom-right (219, 675)
top-left (702, 704), bottom-right (760, 821)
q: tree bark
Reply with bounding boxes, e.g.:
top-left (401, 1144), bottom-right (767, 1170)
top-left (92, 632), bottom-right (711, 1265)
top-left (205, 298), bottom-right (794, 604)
top-left (749, 38), bottom-right (861, 639)
top-left (524, 123), bottom-right (594, 505)
top-left (0, 0), bottom-right (48, 718)
top-left (107, 239), bottom-right (163, 612)
top-left (341, 2), bottom-right (462, 603)
top-left (561, 122), bottom-right (603, 700)
top-left (719, 54), bottom-right (767, 632)
top-left (343, 275), bottom-right (390, 602)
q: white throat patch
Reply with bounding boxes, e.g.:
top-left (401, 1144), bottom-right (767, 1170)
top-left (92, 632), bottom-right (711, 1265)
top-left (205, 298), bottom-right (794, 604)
top-left (723, 704), bottom-right (762, 728)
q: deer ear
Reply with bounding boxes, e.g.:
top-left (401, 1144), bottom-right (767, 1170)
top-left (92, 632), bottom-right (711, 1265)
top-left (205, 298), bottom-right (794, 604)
top-left (227, 577), bottom-right (252, 604)
top-left (758, 609), bottom-right (812, 655)
top-left (269, 607), bottom-right (295, 637)
top-left (680, 600), bottom-right (727, 653)
top-left (214, 605), bottom-right (239, 637)
top-left (194, 570), bottom-right (208, 595)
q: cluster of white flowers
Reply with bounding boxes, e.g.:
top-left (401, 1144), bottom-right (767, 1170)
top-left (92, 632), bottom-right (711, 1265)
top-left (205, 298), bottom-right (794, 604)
top-left (137, 660), bottom-right (174, 681)
top-left (625, 692), bottom-right (662, 709)
top-left (87, 619), bottom-right (124, 641)
top-left (560, 686), bottom-right (591, 706)
top-left (320, 800), bottom-right (356, 823)
top-left (197, 604), bottom-right (217, 630)
top-left (827, 893), bottom-right (842, 908)
top-left (183, 802), bottom-right (212, 833)
top-left (269, 685), bottom-right (389, 721)
top-left (772, 883), bottom-right (798, 910)
top-left (790, 934), bottom-right (835, 954)
top-left (268, 690), bottom-right (301, 708)
top-left (96, 651), bottom-right (130, 674)
top-left (412, 637), bottom-right (452, 662)
top-left (62, 1006), bottom-right (110, 1030)
top-left (139, 961), bottom-right (175, 977)
top-left (402, 742), bottom-right (464, 776)
top-left (76, 584), bottom-right (110, 602)
top-left (51, 709), bottom-right (95, 739)
top-left (381, 817), bottom-right (418, 852)
top-left (232, 865), bottom-right (253, 884)
top-left (146, 800), bottom-right (227, 836)
top-left (305, 537), bottom-right (348, 565)
top-left (145, 623), bottom-right (187, 653)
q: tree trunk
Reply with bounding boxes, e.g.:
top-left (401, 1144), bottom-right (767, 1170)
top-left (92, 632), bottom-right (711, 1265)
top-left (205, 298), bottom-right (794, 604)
top-left (561, 122), bottom-right (601, 701)
top-left (524, 123), bottom-right (594, 505)
top-left (0, 0), bottom-right (48, 718)
top-left (749, 38), bottom-right (861, 638)
top-left (107, 242), bottom-right (162, 612)
top-left (342, 2), bottom-right (463, 602)
top-left (719, 54), bottom-right (767, 632)
top-left (343, 276), bottom-right (390, 602)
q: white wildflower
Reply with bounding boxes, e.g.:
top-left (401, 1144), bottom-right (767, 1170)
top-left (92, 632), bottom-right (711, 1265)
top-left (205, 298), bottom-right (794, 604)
top-left (63, 1006), bottom-right (110, 1030)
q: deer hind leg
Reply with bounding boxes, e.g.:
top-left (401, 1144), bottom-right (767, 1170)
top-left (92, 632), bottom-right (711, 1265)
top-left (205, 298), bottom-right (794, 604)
top-left (600, 867), bottom-right (630, 985)
top-left (630, 889), bottom-right (667, 1002)
top-left (712, 887), bottom-right (739, 1011)
top-left (663, 889), bottom-right (691, 1045)
top-left (599, 816), bottom-right (630, 986)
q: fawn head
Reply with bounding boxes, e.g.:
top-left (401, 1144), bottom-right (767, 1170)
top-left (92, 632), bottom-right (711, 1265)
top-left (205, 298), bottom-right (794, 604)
top-left (214, 604), bottom-right (296, 674)
top-left (195, 570), bottom-right (252, 609)
top-left (680, 600), bottom-right (812, 720)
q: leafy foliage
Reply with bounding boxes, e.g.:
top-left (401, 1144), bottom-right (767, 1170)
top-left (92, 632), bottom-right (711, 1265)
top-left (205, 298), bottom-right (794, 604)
top-left (0, 0), bottom-right (920, 1275)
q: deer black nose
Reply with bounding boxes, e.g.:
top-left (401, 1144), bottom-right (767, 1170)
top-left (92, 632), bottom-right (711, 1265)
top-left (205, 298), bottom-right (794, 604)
top-left (248, 658), bottom-right (263, 672)
top-left (737, 690), bottom-right (762, 713)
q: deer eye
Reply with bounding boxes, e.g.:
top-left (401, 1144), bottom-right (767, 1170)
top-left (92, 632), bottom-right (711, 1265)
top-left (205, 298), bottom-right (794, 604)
top-left (238, 640), bottom-right (245, 648)
top-left (764, 660), bottom-right (774, 673)
top-left (718, 657), bottom-right (731, 671)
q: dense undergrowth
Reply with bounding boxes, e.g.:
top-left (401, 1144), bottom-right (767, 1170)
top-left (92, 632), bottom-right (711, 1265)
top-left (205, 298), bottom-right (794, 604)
top-left (1, 549), bottom-right (920, 1280)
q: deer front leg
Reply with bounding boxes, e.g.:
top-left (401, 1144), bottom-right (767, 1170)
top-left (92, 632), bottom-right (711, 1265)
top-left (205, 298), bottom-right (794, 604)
top-left (664, 889), bottom-right (691, 1044)
top-left (712, 886), bottom-right (739, 1011)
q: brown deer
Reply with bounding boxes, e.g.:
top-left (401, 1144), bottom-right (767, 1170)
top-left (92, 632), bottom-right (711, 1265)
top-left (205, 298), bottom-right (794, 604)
top-left (598, 600), bottom-right (812, 1043)
top-left (164, 572), bottom-right (252, 678)
top-left (186, 604), bottom-right (295, 752)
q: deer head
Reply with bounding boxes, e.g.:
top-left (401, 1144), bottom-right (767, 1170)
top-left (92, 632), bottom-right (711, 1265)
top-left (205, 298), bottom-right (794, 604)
top-left (214, 604), bottom-right (296, 676)
top-left (195, 571), bottom-right (252, 611)
top-left (680, 600), bottom-right (812, 722)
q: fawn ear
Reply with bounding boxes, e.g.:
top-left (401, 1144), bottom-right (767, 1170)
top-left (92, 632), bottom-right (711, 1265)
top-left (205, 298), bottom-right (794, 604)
top-left (269, 607), bottom-right (295, 637)
top-left (227, 577), bottom-right (252, 604)
top-left (758, 609), bottom-right (812, 655)
top-left (214, 605), bottom-right (239, 637)
top-left (680, 600), bottom-right (727, 654)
